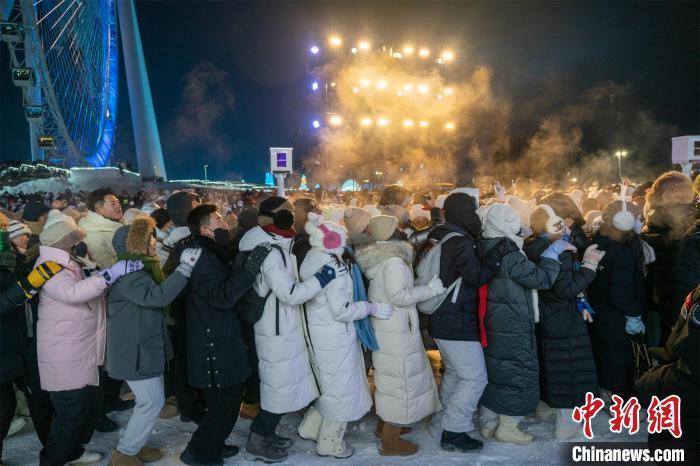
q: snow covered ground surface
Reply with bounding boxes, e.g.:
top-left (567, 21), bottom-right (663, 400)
top-left (4, 407), bottom-right (645, 465)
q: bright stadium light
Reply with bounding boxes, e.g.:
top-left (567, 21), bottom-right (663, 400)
top-left (418, 48), bottom-right (430, 58)
top-left (329, 115), bottom-right (343, 126)
top-left (397, 90), bottom-right (403, 96)
top-left (312, 120), bottom-right (321, 129)
top-left (360, 78), bottom-right (371, 87)
top-left (311, 81), bottom-right (319, 91)
top-left (418, 84), bottom-right (429, 94)
top-left (437, 94), bottom-right (444, 100)
top-left (419, 120), bottom-right (429, 128)
top-left (310, 45), bottom-right (320, 54)
top-left (392, 52), bottom-right (403, 59)
top-left (403, 45), bottom-right (414, 55)
top-left (404, 84), bottom-right (413, 92)
top-left (358, 40), bottom-right (370, 51)
top-left (329, 35), bottom-right (342, 47)
top-left (403, 119), bottom-right (414, 128)
top-left (377, 117), bottom-right (389, 126)
top-left (443, 87), bottom-right (454, 96)
top-left (330, 82), bottom-right (336, 87)
top-left (442, 50), bottom-right (455, 62)
top-left (376, 80), bottom-right (387, 90)
top-left (445, 122), bottom-right (455, 130)
top-left (352, 87), bottom-right (359, 93)
top-left (351, 47), bottom-right (358, 54)
top-left (360, 117), bottom-right (373, 127)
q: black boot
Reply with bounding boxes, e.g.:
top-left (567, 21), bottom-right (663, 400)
top-left (95, 416), bottom-right (118, 433)
top-left (440, 430), bottom-right (483, 452)
top-left (245, 432), bottom-right (287, 463)
top-left (221, 445), bottom-right (239, 459)
top-left (180, 446), bottom-right (223, 466)
top-left (266, 433), bottom-right (293, 449)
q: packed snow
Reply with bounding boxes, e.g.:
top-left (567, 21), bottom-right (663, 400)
top-left (4, 407), bottom-right (645, 465)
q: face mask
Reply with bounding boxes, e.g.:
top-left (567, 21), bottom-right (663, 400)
top-left (273, 210), bottom-right (295, 230)
top-left (213, 228), bottom-right (229, 244)
top-left (72, 241), bottom-right (88, 258)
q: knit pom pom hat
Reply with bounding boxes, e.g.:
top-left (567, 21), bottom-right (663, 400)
top-left (305, 212), bottom-right (347, 255)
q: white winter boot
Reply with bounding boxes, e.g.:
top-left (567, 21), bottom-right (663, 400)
top-left (495, 415), bottom-right (533, 445)
top-left (298, 406), bottom-right (323, 441)
top-left (478, 406), bottom-right (499, 439)
top-left (535, 400), bottom-right (557, 421)
top-left (7, 416), bottom-right (27, 436)
top-left (554, 409), bottom-right (580, 440)
top-left (317, 418), bottom-right (353, 458)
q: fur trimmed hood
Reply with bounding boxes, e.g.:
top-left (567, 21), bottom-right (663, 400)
top-left (354, 240), bottom-right (413, 279)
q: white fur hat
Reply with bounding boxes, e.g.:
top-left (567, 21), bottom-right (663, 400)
top-left (305, 212), bottom-right (346, 255)
top-left (435, 194), bottom-right (448, 209)
top-left (409, 204), bottom-right (431, 222)
top-left (450, 187), bottom-right (480, 206)
top-left (482, 203), bottom-right (522, 241)
top-left (505, 196), bottom-right (535, 229)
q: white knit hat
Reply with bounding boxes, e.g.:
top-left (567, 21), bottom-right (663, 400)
top-left (305, 212), bottom-right (346, 255)
top-left (482, 204), bottom-right (523, 245)
top-left (367, 215), bottom-right (399, 241)
top-left (7, 220), bottom-right (31, 240)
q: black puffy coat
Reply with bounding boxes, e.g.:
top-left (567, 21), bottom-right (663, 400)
top-left (479, 238), bottom-right (560, 416)
top-left (587, 231), bottom-right (646, 396)
top-left (636, 294), bottom-right (699, 457)
top-left (524, 237), bottom-right (598, 409)
top-left (673, 220), bottom-right (700, 322)
top-left (643, 204), bottom-right (698, 338)
top-left (185, 235), bottom-right (256, 388)
top-left (427, 223), bottom-right (500, 342)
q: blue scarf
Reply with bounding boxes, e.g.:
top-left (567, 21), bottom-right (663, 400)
top-left (351, 261), bottom-right (380, 351)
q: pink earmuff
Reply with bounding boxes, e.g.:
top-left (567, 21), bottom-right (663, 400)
top-left (318, 224), bottom-right (342, 250)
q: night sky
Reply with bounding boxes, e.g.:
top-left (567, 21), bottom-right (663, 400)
top-left (1, 1), bottom-right (698, 183)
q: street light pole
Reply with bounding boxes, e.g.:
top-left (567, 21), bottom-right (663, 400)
top-left (204, 164), bottom-right (208, 182)
top-left (615, 150), bottom-right (627, 182)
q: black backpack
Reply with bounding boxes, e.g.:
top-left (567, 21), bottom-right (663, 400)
top-left (233, 244), bottom-right (285, 324)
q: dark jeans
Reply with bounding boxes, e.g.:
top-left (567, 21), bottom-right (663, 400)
top-left (187, 384), bottom-right (242, 462)
top-left (250, 409), bottom-right (284, 437)
top-left (99, 367), bottom-right (123, 415)
top-left (241, 322), bottom-right (260, 404)
top-left (169, 324), bottom-right (204, 421)
top-left (0, 363), bottom-right (53, 460)
top-left (39, 385), bottom-right (101, 466)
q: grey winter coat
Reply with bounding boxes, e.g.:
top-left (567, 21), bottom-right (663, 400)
top-left (106, 270), bottom-right (188, 381)
top-left (479, 237), bottom-right (560, 416)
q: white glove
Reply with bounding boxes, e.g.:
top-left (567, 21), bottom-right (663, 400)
top-left (582, 244), bottom-right (606, 271)
top-left (175, 248), bottom-right (202, 278)
top-left (369, 302), bottom-right (393, 320)
top-left (428, 275), bottom-right (446, 295)
top-left (494, 181), bottom-right (507, 201)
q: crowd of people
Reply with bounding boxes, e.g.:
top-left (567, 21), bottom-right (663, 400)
top-left (0, 172), bottom-right (698, 466)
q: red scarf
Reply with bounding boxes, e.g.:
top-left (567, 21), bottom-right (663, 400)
top-left (262, 224), bottom-right (296, 239)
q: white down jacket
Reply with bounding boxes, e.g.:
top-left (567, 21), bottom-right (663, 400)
top-left (299, 249), bottom-right (373, 423)
top-left (355, 240), bottom-right (442, 425)
top-left (239, 226), bottom-right (321, 414)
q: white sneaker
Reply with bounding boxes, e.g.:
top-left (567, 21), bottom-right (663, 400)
top-left (68, 450), bottom-right (102, 465)
top-left (7, 417), bottom-right (27, 436)
top-left (480, 426), bottom-right (496, 439)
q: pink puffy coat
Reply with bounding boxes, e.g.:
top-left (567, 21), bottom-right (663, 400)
top-left (35, 246), bottom-right (108, 391)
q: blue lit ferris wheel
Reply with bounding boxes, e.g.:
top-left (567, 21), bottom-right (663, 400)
top-left (2, 0), bottom-right (118, 167)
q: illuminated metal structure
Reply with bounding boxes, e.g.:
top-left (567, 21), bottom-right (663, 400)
top-left (1, 0), bottom-right (166, 178)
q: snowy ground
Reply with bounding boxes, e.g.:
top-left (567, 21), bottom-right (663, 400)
top-left (4, 407), bottom-right (645, 465)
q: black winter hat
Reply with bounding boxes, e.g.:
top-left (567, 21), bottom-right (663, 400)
top-left (443, 192), bottom-right (482, 236)
top-left (238, 207), bottom-right (259, 229)
top-left (22, 201), bottom-right (49, 222)
top-left (167, 191), bottom-right (200, 227)
top-left (150, 208), bottom-right (171, 229)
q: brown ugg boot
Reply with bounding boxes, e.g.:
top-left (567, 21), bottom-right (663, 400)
top-left (108, 450), bottom-right (143, 466)
top-left (239, 402), bottom-right (260, 420)
top-left (136, 446), bottom-right (163, 463)
top-left (374, 419), bottom-right (412, 438)
top-left (378, 422), bottom-right (418, 456)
